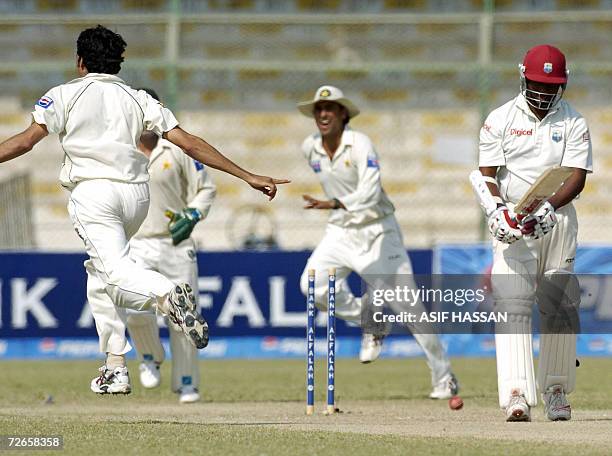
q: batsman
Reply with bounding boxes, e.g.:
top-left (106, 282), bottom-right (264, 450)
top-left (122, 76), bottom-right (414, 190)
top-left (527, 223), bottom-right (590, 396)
top-left (478, 45), bottom-right (592, 421)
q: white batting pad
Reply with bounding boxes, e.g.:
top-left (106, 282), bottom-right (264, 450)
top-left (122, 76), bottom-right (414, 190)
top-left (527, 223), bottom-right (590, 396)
top-left (495, 314), bottom-right (537, 407)
top-left (127, 313), bottom-right (165, 363)
top-left (170, 326), bottom-right (199, 392)
top-left (537, 333), bottom-right (576, 394)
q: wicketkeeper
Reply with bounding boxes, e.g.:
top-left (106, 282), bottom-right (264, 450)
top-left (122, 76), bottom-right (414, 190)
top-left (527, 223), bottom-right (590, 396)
top-left (124, 88), bottom-right (216, 403)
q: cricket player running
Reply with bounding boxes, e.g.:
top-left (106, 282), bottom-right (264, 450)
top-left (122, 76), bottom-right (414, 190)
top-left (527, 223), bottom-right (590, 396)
top-left (298, 85), bottom-right (458, 399)
top-left (479, 45), bottom-right (592, 421)
top-left (0, 25), bottom-right (288, 394)
top-left (125, 88), bottom-right (215, 403)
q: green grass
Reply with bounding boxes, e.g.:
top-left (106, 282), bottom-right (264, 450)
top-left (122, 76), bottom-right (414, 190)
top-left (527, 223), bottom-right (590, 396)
top-left (0, 358), bottom-right (610, 455)
top-left (0, 420), bottom-right (606, 456)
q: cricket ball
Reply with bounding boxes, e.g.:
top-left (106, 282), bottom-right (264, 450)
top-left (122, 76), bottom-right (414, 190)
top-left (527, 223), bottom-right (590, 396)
top-left (448, 395), bottom-right (463, 410)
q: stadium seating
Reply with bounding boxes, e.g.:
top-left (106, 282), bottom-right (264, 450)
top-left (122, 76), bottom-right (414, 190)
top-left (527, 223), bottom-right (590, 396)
top-left (3, 104), bottom-right (609, 250)
top-left (1, 3), bottom-right (611, 249)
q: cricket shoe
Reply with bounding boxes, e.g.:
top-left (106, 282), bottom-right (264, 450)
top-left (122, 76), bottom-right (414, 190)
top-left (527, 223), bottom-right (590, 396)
top-left (429, 372), bottom-right (460, 399)
top-left (543, 384), bottom-right (571, 421)
top-left (90, 365), bottom-right (131, 395)
top-left (359, 333), bottom-right (385, 363)
top-left (179, 386), bottom-right (200, 404)
top-left (139, 361), bottom-right (161, 389)
top-left (163, 283), bottom-right (209, 349)
top-left (505, 389), bottom-right (531, 422)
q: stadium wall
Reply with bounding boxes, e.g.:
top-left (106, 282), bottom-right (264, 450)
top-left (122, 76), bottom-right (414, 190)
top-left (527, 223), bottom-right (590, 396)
top-left (0, 247), bottom-right (611, 359)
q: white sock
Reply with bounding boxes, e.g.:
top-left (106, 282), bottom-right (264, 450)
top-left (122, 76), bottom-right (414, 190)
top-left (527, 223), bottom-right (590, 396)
top-left (106, 353), bottom-right (126, 369)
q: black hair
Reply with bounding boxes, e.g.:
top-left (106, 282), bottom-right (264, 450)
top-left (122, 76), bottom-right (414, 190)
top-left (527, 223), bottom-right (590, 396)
top-left (137, 87), bottom-right (160, 101)
top-left (77, 25), bottom-right (126, 74)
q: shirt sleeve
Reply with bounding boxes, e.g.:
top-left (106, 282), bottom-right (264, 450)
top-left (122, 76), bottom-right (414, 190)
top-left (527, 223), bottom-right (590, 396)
top-left (142, 92), bottom-right (179, 136)
top-left (180, 150), bottom-right (217, 218)
top-left (31, 87), bottom-right (65, 134)
top-left (561, 116), bottom-right (593, 173)
top-left (479, 111), bottom-right (506, 167)
top-left (337, 136), bottom-right (383, 212)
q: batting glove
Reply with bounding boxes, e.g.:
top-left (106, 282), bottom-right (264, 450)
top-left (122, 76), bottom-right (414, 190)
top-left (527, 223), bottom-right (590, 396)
top-left (519, 201), bottom-right (557, 240)
top-left (488, 206), bottom-right (522, 244)
top-left (165, 207), bottom-right (202, 245)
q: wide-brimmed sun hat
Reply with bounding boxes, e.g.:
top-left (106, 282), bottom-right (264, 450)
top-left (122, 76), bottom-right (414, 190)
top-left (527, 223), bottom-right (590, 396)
top-left (297, 85), bottom-right (360, 119)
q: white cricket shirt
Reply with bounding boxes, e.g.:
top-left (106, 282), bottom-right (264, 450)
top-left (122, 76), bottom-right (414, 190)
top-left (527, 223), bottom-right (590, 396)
top-left (31, 73), bottom-right (179, 189)
top-left (134, 139), bottom-right (216, 239)
top-left (301, 129), bottom-right (395, 227)
top-left (479, 94), bottom-right (592, 204)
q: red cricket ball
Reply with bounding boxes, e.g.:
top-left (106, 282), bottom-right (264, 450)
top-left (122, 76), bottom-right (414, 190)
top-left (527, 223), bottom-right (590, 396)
top-left (449, 395), bottom-right (464, 410)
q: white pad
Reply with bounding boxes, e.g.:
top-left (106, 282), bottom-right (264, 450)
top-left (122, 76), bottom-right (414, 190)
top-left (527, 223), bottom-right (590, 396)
top-left (537, 333), bottom-right (576, 394)
top-left (126, 313), bottom-right (165, 363)
top-left (536, 270), bottom-right (579, 394)
top-left (495, 314), bottom-right (537, 407)
top-left (169, 325), bottom-right (199, 392)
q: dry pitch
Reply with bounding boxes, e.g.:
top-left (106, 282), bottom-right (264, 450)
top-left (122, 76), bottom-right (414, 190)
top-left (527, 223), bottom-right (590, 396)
top-left (1, 358), bottom-right (611, 455)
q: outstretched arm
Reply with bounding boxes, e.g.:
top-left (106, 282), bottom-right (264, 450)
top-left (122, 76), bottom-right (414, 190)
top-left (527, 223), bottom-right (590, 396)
top-left (164, 126), bottom-right (289, 200)
top-left (0, 122), bottom-right (48, 163)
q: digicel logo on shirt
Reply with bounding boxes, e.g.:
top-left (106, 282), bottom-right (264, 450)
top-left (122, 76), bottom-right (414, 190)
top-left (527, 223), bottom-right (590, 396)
top-left (509, 128), bottom-right (533, 137)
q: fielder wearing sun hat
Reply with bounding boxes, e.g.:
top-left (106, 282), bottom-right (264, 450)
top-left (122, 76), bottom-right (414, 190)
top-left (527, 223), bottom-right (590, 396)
top-left (297, 85), bottom-right (360, 119)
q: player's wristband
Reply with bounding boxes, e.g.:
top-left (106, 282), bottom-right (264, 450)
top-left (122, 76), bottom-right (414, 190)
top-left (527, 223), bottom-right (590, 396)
top-left (332, 198), bottom-right (342, 210)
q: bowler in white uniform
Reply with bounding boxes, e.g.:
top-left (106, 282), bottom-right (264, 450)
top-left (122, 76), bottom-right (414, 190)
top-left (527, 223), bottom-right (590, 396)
top-left (0, 25), bottom-right (288, 394)
top-left (298, 86), bottom-right (458, 399)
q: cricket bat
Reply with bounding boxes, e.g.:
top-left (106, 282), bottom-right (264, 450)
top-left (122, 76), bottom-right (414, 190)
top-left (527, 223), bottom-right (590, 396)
top-left (514, 166), bottom-right (573, 216)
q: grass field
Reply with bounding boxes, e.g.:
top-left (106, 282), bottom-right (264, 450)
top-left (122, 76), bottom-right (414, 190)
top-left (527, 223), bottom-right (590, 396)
top-left (1, 358), bottom-right (611, 455)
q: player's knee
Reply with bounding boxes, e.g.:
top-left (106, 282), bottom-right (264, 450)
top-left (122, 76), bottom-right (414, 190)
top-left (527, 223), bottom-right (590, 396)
top-left (537, 270), bottom-right (580, 333)
top-left (491, 275), bottom-right (535, 303)
top-left (539, 269), bottom-right (580, 307)
top-left (494, 298), bottom-right (532, 317)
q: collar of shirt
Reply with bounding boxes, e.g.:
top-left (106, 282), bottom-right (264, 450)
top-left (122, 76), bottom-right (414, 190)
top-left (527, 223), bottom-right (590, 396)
top-left (65, 72), bottom-right (127, 85)
top-left (312, 128), bottom-right (354, 161)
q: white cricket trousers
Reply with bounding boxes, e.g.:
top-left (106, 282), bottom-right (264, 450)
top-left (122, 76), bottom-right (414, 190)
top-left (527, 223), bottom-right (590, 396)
top-left (126, 237), bottom-right (200, 392)
top-left (300, 215), bottom-right (452, 385)
top-left (67, 179), bottom-right (175, 354)
top-left (492, 204), bottom-right (578, 408)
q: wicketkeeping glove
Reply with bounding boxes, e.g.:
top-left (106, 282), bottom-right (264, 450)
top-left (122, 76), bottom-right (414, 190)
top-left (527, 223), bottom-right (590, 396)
top-left (165, 207), bottom-right (202, 245)
top-left (519, 201), bottom-right (557, 240)
top-left (488, 206), bottom-right (522, 244)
